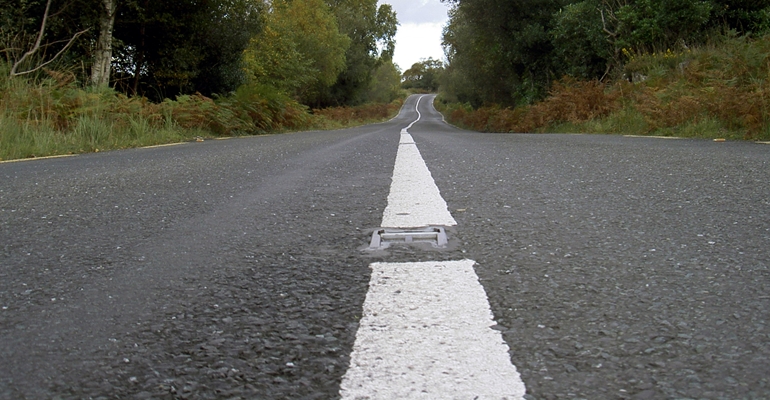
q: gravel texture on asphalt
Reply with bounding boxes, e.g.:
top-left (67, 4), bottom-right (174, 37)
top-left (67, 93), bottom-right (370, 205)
top-left (0, 96), bottom-right (426, 399)
top-left (1, 93), bottom-right (769, 400)
top-left (412, 96), bottom-right (770, 400)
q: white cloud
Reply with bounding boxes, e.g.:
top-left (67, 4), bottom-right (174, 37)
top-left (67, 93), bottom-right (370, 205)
top-left (381, 0), bottom-right (449, 24)
top-left (379, 0), bottom-right (449, 70)
top-left (392, 22), bottom-right (446, 71)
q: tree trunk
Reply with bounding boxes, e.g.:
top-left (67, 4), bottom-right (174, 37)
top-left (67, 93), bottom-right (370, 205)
top-left (91, 0), bottom-right (117, 87)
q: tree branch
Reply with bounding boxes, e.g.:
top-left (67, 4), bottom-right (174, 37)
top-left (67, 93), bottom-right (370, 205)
top-left (11, 28), bottom-right (90, 76)
top-left (49, 0), bottom-right (75, 19)
top-left (10, 0), bottom-right (52, 76)
top-left (9, 0), bottom-right (90, 77)
top-left (600, 9), bottom-right (618, 38)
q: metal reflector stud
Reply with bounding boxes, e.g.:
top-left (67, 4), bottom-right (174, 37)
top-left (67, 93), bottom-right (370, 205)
top-left (368, 226), bottom-right (448, 249)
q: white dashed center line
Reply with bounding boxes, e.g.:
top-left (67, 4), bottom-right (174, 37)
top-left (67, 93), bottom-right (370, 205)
top-left (340, 96), bottom-right (526, 399)
top-left (380, 131), bottom-right (456, 228)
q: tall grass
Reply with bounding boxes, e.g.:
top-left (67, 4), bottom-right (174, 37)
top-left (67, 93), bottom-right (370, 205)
top-left (438, 34), bottom-right (770, 141)
top-left (0, 65), bottom-right (403, 161)
top-left (311, 101), bottom-right (402, 129)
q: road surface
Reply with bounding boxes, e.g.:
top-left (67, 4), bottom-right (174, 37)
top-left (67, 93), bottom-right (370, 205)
top-left (1, 94), bottom-right (768, 399)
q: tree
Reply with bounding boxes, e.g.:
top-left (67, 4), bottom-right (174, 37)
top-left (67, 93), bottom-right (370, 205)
top-left (2, 0), bottom-right (91, 77)
top-left (366, 57), bottom-right (401, 103)
top-left (90, 0), bottom-right (116, 86)
top-left (243, 0), bottom-right (349, 105)
top-left (440, 0), bottom-right (561, 106)
top-left (402, 58), bottom-right (443, 92)
top-left (551, 0), bottom-right (615, 81)
top-left (611, 0), bottom-right (713, 50)
top-left (321, 0), bottom-right (398, 106)
top-left (440, 0), bottom-right (769, 108)
top-left (110, 0), bottom-right (263, 99)
top-left (190, 0), bottom-right (264, 96)
top-left (712, 0), bottom-right (770, 35)
top-left (0, 0), bottom-right (406, 105)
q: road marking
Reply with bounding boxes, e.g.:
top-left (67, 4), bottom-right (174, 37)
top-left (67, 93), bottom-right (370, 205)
top-left (383, 96), bottom-right (456, 228)
top-left (341, 95), bottom-right (526, 399)
top-left (141, 142), bottom-right (186, 149)
top-left (340, 260), bottom-right (526, 399)
top-left (404, 95), bottom-right (423, 131)
top-left (381, 132), bottom-right (456, 228)
top-left (0, 142), bottom-right (194, 163)
top-left (623, 134), bottom-right (683, 140)
top-left (0, 154), bottom-right (76, 164)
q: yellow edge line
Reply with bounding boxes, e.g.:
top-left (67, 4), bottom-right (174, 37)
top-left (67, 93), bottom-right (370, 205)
top-left (0, 154), bottom-right (76, 164)
top-left (756, 141), bottom-right (770, 145)
top-left (0, 141), bottom-right (192, 163)
top-left (140, 142), bottom-right (187, 149)
top-left (623, 135), bottom-right (683, 140)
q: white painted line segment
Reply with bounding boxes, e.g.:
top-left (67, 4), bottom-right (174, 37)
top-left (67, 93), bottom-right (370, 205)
top-left (341, 94), bottom-right (526, 398)
top-left (404, 95), bottom-right (423, 131)
top-left (623, 134), bottom-right (683, 140)
top-left (382, 96), bottom-right (456, 228)
top-left (340, 260), bottom-right (526, 399)
top-left (141, 142), bottom-right (186, 148)
top-left (399, 132), bottom-right (414, 144)
top-left (381, 133), bottom-right (456, 228)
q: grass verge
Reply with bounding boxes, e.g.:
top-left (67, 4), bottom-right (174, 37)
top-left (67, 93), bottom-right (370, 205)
top-left (0, 67), bottom-right (404, 161)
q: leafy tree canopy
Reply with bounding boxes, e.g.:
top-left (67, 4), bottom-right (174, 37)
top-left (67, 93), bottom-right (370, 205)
top-left (321, 0), bottom-right (398, 106)
top-left (112, 0), bottom-right (263, 100)
top-left (2, 0), bottom-right (404, 107)
top-left (402, 58), bottom-right (444, 92)
top-left (440, 0), bottom-right (770, 107)
top-left (366, 57), bottom-right (402, 103)
top-left (1, 0), bottom-right (263, 100)
top-left (243, 0), bottom-right (349, 105)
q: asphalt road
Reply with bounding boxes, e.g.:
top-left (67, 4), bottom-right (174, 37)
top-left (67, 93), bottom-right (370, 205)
top-left (1, 95), bottom-right (768, 399)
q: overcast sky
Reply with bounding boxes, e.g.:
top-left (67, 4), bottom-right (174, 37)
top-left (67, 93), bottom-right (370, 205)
top-left (378, 0), bottom-right (450, 71)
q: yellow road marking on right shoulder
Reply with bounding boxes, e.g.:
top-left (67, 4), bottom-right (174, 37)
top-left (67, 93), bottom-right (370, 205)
top-left (623, 135), bottom-right (683, 140)
top-left (141, 142), bottom-right (186, 149)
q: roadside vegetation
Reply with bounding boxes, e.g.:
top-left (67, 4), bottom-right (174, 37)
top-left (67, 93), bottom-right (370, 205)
top-left (434, 0), bottom-right (770, 140)
top-left (437, 34), bottom-right (770, 140)
top-left (0, 0), bottom-right (404, 161)
top-left (0, 67), bottom-right (404, 161)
